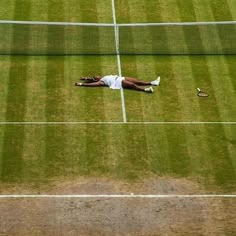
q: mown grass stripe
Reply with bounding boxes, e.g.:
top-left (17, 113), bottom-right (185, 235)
top-left (205, 57), bottom-right (236, 120)
top-left (227, 0), bottom-right (236, 19)
top-left (23, 58), bottom-right (47, 121)
top-left (0, 57), bottom-right (11, 177)
top-left (122, 57), bottom-right (144, 121)
top-left (191, 1), bottom-right (235, 117)
top-left (0, 128), bottom-right (3, 176)
top-left (145, 1), bottom-right (171, 54)
top-left (1, 0), bottom-right (32, 182)
top-left (20, 4), bottom-right (47, 185)
top-left (118, 0), bottom-right (138, 122)
top-left (207, 0), bottom-right (236, 188)
top-left (145, 125), bottom-right (171, 175)
top-left (158, 2), bottom-right (187, 121)
top-left (185, 1), bottom-right (236, 189)
top-left (0, 57), bottom-right (11, 122)
top-left (157, 3), bottom-right (192, 176)
top-left (209, 1), bottom-right (236, 112)
top-left (223, 125), bottom-right (236, 174)
top-left (112, 125), bottom-right (150, 180)
top-left (169, 57), bottom-right (203, 176)
top-left (64, 57), bottom-right (120, 122)
top-left (210, 0), bottom-right (233, 21)
top-left (43, 1), bottom-right (67, 179)
top-left (225, 56), bottom-right (236, 115)
top-left (78, 1), bottom-right (106, 120)
top-left (21, 126), bottom-right (46, 185)
top-left (165, 125), bottom-right (191, 177)
top-left (193, 4), bottom-right (236, 111)
top-left (0, 0), bottom-right (15, 20)
top-left (164, 1), bottom-right (229, 183)
top-left (78, 1), bottom-right (110, 175)
top-left (204, 126), bottom-right (236, 188)
top-left (117, 0), bottom-right (135, 55)
top-left (176, 0), bottom-right (204, 54)
top-left (176, 5), bottom-right (221, 121)
top-left (133, 58), bottom-right (160, 175)
top-left (0, 124), bottom-right (235, 190)
top-left (100, 57), bottom-right (123, 122)
top-left (147, 58), bottom-right (173, 174)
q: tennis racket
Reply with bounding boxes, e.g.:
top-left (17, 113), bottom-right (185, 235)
top-left (197, 88), bottom-right (209, 97)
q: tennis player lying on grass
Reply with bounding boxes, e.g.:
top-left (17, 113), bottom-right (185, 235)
top-left (75, 75), bottom-right (160, 93)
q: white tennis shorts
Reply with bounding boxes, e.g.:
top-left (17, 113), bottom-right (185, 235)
top-left (110, 76), bottom-right (124, 89)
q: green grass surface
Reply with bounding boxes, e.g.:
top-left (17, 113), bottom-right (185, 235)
top-left (115, 0), bottom-right (236, 23)
top-left (0, 124), bottom-right (236, 193)
top-left (0, 0), bottom-right (115, 55)
top-left (1, 0), bottom-right (236, 56)
top-left (0, 0), bottom-right (113, 22)
top-left (122, 55), bottom-right (236, 122)
top-left (0, 56), bottom-right (121, 122)
top-left (0, 0), bottom-right (236, 195)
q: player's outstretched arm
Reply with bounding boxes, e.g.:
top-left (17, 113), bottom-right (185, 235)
top-left (80, 76), bottom-right (102, 82)
top-left (75, 81), bottom-right (105, 87)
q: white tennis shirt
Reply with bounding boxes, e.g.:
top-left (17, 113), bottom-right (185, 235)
top-left (101, 75), bottom-right (124, 89)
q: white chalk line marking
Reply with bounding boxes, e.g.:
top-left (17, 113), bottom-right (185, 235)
top-left (111, 0), bottom-right (127, 123)
top-left (0, 194), bottom-right (236, 198)
top-left (0, 121), bottom-right (236, 125)
top-left (1, 20), bottom-right (236, 26)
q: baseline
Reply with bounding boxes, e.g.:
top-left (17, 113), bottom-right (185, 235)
top-left (0, 121), bottom-right (236, 125)
top-left (0, 194), bottom-right (236, 198)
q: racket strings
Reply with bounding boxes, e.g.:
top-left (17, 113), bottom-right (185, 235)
top-left (198, 91), bottom-right (209, 97)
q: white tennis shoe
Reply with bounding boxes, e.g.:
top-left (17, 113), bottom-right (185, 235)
top-left (151, 76), bottom-right (160, 86)
top-left (144, 87), bottom-right (154, 93)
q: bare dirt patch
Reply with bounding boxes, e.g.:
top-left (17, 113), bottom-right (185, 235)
top-left (0, 177), bottom-right (235, 235)
top-left (0, 197), bottom-right (236, 235)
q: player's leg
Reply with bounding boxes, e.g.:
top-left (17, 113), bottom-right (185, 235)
top-left (125, 77), bottom-right (151, 86)
top-left (122, 80), bottom-right (153, 93)
top-left (125, 76), bottom-right (160, 86)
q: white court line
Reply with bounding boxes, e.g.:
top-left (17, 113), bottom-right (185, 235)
top-left (111, 0), bottom-right (127, 123)
top-left (0, 194), bottom-right (236, 198)
top-left (0, 121), bottom-right (236, 125)
top-left (1, 20), bottom-right (235, 26)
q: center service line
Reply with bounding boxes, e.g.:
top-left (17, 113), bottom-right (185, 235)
top-left (111, 0), bottom-right (127, 123)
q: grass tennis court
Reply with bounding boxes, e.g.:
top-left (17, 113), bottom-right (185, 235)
top-left (0, 0), bottom-right (236, 235)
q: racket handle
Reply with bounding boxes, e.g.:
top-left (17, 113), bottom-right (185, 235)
top-left (197, 88), bottom-right (201, 92)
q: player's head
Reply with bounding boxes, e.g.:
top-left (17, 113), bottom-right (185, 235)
top-left (93, 76), bottom-right (101, 81)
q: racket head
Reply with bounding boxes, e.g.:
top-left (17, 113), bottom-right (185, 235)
top-left (197, 90), bottom-right (209, 97)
